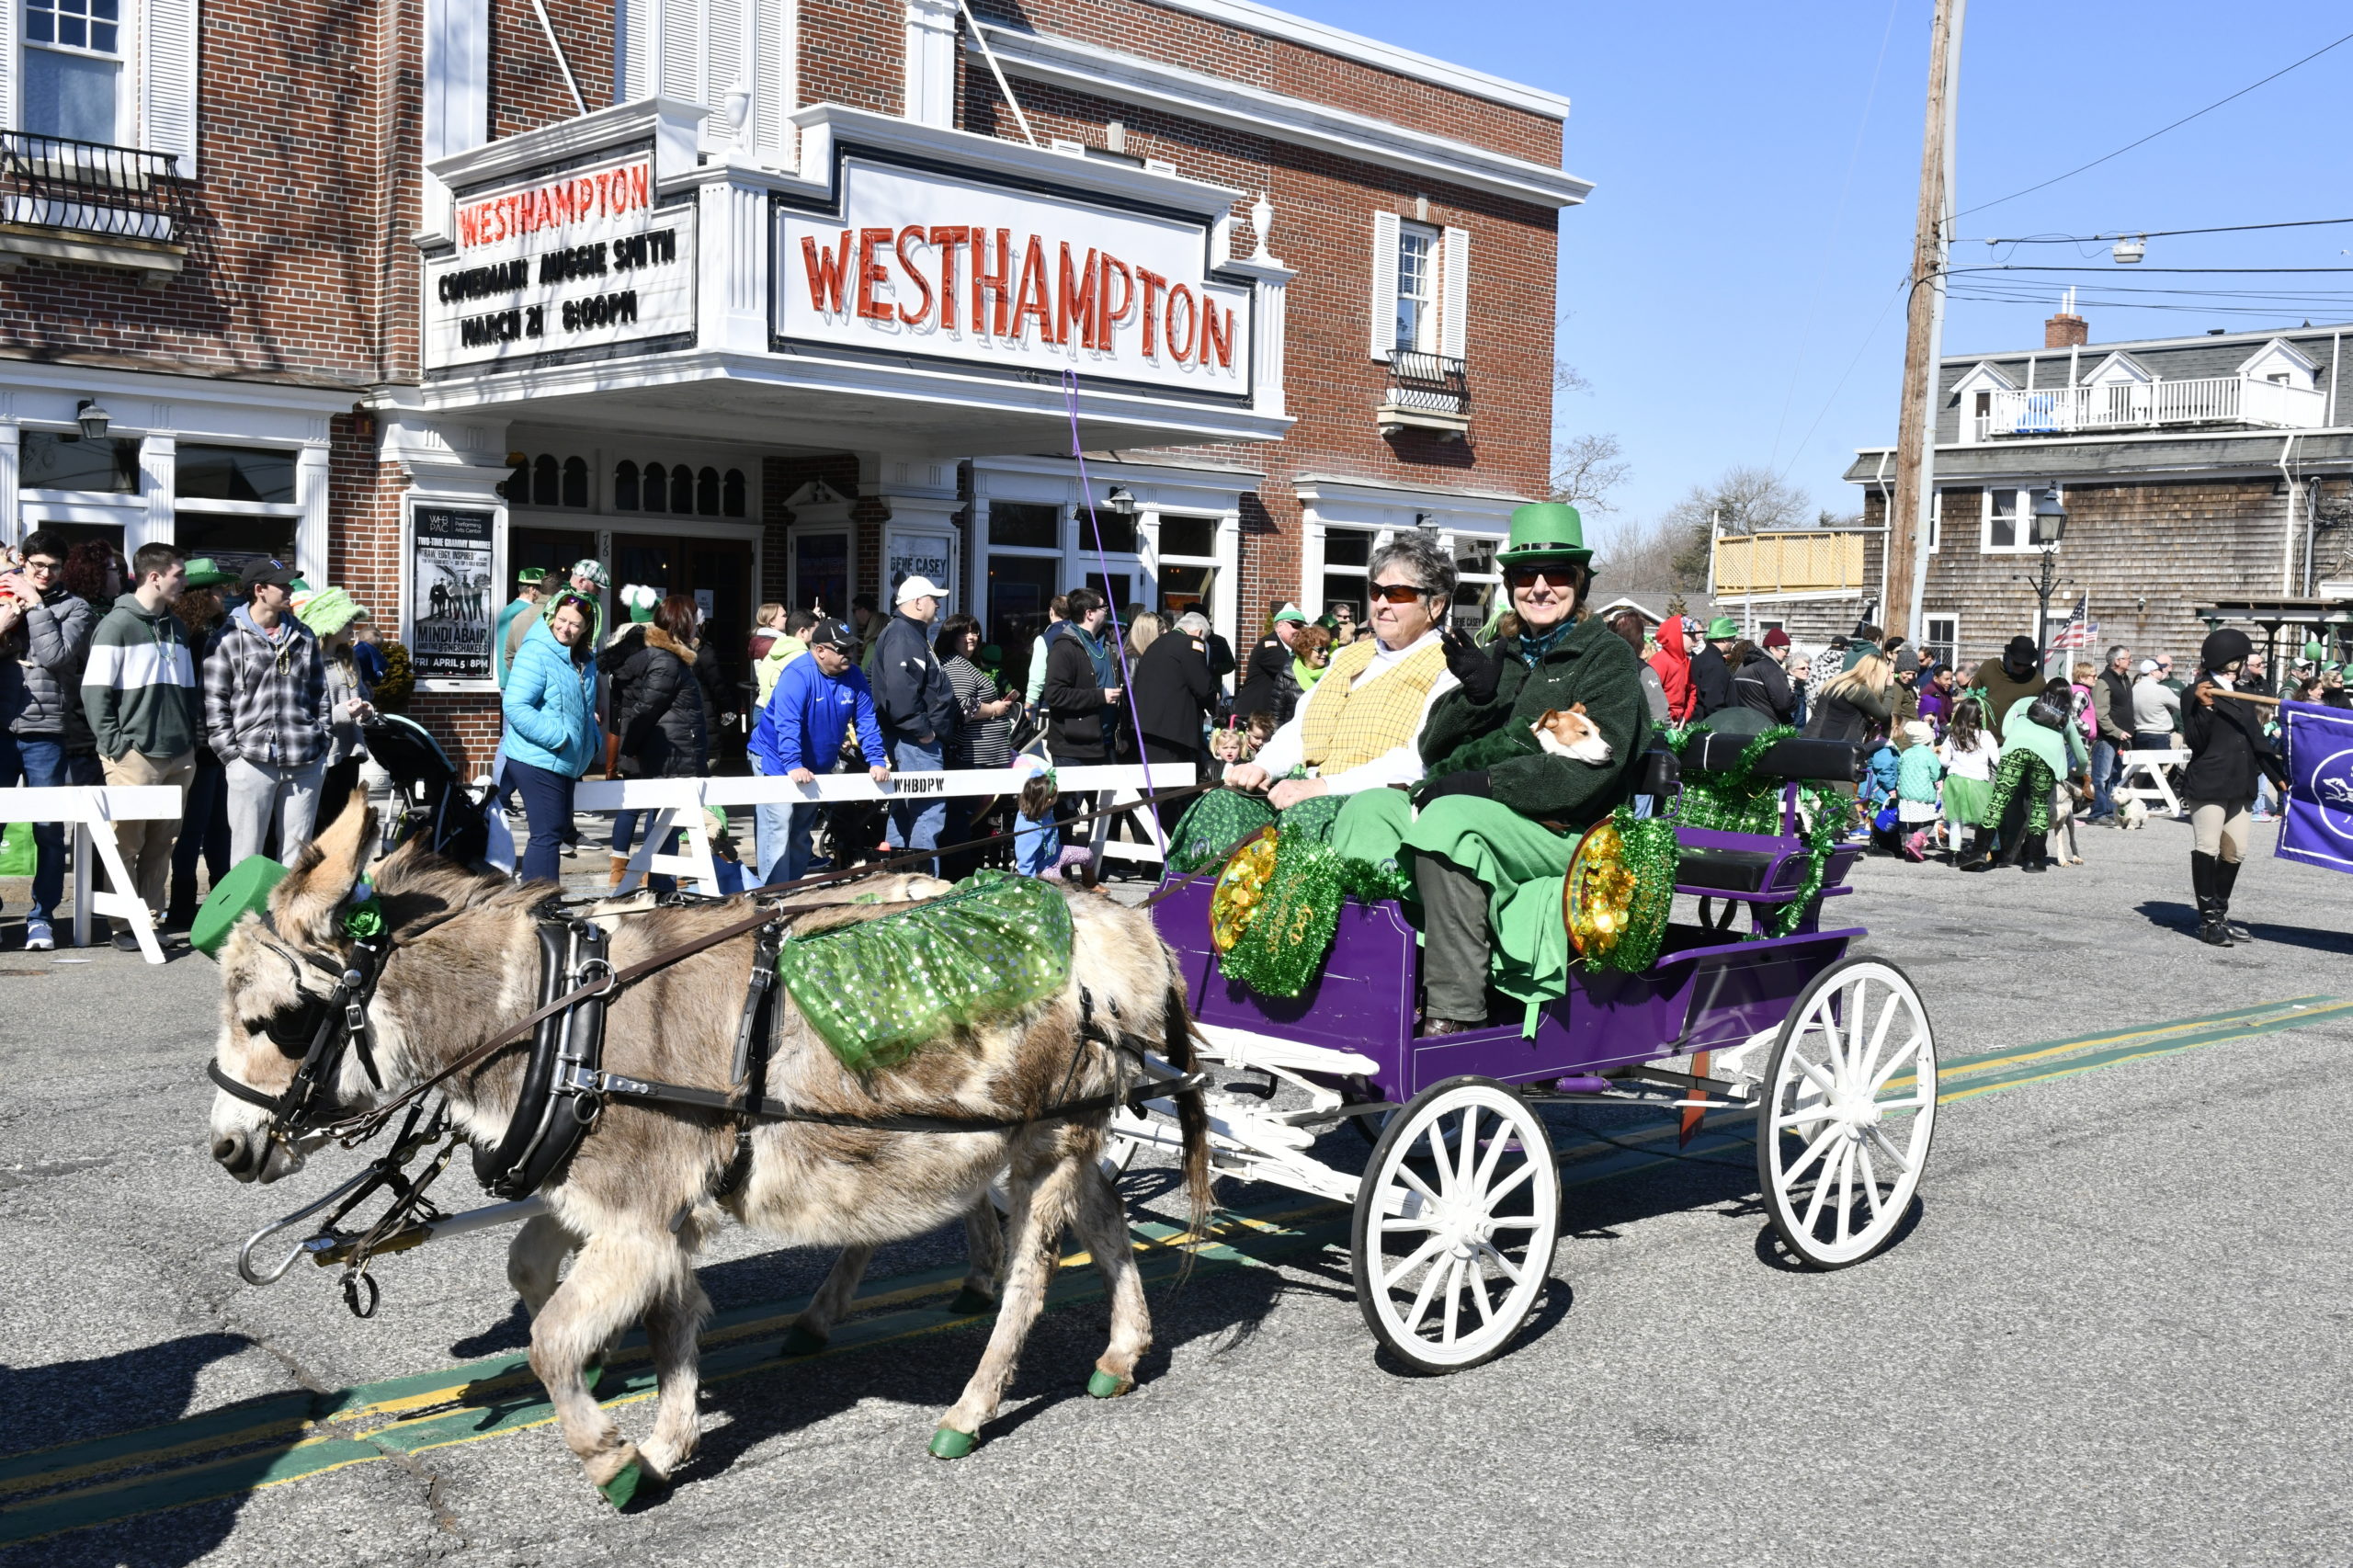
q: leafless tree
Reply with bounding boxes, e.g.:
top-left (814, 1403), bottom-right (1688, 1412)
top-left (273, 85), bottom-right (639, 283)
top-left (1550, 432), bottom-right (1631, 516)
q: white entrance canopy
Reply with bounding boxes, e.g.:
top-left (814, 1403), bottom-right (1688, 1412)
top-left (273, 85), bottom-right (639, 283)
top-left (415, 100), bottom-right (1297, 456)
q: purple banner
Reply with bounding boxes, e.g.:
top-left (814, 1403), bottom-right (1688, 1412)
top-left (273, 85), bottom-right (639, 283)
top-left (2276, 699), bottom-right (2353, 873)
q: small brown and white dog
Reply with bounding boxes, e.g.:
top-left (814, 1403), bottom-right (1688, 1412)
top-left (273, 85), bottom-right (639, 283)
top-left (1530, 704), bottom-right (1613, 763)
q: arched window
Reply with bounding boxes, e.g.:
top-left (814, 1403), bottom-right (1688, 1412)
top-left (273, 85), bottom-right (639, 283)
top-left (506, 455), bottom-right (529, 502)
top-left (642, 462), bottom-right (667, 512)
top-left (669, 465), bottom-right (693, 514)
top-left (562, 456), bottom-right (588, 508)
top-left (697, 466), bottom-right (720, 516)
top-left (531, 454), bottom-right (558, 506)
top-left (614, 460), bottom-right (640, 510)
top-left (722, 469), bottom-right (746, 517)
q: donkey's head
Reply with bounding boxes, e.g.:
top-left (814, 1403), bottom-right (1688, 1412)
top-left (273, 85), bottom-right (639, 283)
top-left (207, 797), bottom-right (385, 1184)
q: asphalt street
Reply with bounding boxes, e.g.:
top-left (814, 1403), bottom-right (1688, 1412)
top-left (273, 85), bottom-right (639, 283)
top-left (3, 813), bottom-right (2350, 1566)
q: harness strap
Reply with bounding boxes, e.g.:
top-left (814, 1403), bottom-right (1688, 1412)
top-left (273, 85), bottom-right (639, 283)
top-left (565, 1063), bottom-right (1187, 1135)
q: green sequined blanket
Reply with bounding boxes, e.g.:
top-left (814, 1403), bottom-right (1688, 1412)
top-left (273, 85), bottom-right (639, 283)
top-left (776, 871), bottom-right (1074, 1074)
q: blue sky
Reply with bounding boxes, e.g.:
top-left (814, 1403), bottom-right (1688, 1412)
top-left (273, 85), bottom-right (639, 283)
top-left (1277, 0), bottom-right (2353, 540)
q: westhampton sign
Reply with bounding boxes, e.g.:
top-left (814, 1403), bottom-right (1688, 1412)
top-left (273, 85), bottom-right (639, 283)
top-left (775, 156), bottom-right (1253, 397)
top-left (423, 153), bottom-right (698, 371)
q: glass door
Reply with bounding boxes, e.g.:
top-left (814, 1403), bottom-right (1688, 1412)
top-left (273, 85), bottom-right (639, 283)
top-left (609, 531), bottom-right (758, 768)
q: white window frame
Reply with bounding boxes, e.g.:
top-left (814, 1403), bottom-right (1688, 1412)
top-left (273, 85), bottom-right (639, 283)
top-left (18, 0), bottom-right (127, 145)
top-left (617, 0), bottom-right (799, 166)
top-left (1979, 486), bottom-right (2043, 555)
top-left (1927, 490), bottom-right (1942, 553)
top-left (1445, 528), bottom-right (1503, 636)
top-left (0, 0), bottom-right (198, 173)
top-left (1145, 510), bottom-right (1224, 631)
top-left (1392, 220), bottom-right (1439, 355)
top-left (1922, 612), bottom-right (1959, 670)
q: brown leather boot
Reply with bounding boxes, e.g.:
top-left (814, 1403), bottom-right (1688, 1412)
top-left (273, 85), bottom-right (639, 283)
top-left (608, 853), bottom-right (629, 890)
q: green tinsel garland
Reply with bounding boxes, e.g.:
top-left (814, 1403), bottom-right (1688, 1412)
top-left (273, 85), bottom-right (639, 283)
top-left (1658, 723), bottom-right (1850, 939)
top-left (1575, 806), bottom-right (1679, 974)
top-left (1219, 831), bottom-right (1410, 1000)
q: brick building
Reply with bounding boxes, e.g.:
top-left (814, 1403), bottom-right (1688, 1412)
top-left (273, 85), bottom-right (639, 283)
top-left (0, 0), bottom-right (1587, 768)
top-left (1847, 310), bottom-right (2353, 675)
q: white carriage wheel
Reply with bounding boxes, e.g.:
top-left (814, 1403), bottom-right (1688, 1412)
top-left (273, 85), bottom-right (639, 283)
top-left (1756, 956), bottom-right (1938, 1270)
top-left (1350, 1077), bottom-right (1559, 1375)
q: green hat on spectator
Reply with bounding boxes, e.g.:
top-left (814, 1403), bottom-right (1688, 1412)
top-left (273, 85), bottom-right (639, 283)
top-left (182, 556), bottom-right (237, 589)
top-left (1495, 502), bottom-right (1592, 566)
top-left (517, 566), bottom-right (548, 587)
top-left (620, 584), bottom-right (660, 623)
top-left (1271, 603), bottom-right (1308, 626)
top-left (1705, 616), bottom-right (1741, 641)
top-left (294, 585), bottom-right (368, 639)
top-left (570, 558), bottom-right (610, 589)
top-left (190, 855), bottom-right (290, 958)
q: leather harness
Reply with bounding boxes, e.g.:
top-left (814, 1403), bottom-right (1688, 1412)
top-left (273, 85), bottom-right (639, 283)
top-left (213, 897), bottom-right (1188, 1206)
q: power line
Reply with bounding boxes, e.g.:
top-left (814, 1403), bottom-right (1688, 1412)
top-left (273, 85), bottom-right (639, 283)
top-left (1970, 216), bottom-right (2353, 246)
top-left (1954, 28), bottom-right (2353, 220)
top-left (1949, 265), bottom-right (2353, 276)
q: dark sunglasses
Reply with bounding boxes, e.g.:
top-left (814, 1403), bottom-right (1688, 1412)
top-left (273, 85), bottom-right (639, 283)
top-left (1367, 581), bottom-right (1429, 604)
top-left (1506, 562), bottom-right (1580, 588)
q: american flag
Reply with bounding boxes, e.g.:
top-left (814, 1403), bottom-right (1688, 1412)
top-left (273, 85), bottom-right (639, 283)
top-left (2048, 594), bottom-right (2097, 651)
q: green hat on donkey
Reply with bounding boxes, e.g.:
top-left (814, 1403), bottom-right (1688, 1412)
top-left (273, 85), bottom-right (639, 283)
top-left (1495, 502), bottom-right (1592, 566)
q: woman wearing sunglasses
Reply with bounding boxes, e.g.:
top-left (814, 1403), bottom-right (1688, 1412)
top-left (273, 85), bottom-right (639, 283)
top-left (1399, 503), bottom-right (1651, 1036)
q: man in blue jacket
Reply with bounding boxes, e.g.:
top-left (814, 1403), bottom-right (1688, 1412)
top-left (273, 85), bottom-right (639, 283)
top-left (748, 619), bottom-right (891, 884)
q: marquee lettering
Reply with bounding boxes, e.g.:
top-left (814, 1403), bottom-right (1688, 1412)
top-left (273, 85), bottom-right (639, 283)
top-left (455, 161), bottom-right (652, 250)
top-left (795, 223), bottom-right (1234, 366)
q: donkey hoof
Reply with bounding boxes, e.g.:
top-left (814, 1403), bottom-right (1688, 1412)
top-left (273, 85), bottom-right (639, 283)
top-left (780, 1325), bottom-right (828, 1358)
top-left (948, 1286), bottom-right (997, 1315)
top-left (1086, 1369), bottom-right (1133, 1400)
top-left (597, 1460), bottom-right (644, 1510)
top-left (927, 1426), bottom-right (977, 1460)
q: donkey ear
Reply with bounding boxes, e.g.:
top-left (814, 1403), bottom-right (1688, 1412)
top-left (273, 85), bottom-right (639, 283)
top-left (270, 795), bottom-right (378, 949)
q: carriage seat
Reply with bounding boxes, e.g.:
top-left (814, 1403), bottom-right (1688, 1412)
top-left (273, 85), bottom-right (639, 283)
top-left (1673, 846), bottom-right (1785, 894)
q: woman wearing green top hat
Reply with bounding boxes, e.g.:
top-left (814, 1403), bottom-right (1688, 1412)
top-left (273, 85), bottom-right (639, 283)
top-left (1402, 502), bottom-right (1652, 1035)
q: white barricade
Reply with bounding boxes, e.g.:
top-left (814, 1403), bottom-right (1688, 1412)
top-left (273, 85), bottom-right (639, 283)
top-left (2116, 748), bottom-right (2188, 817)
top-left (0, 784), bottom-right (183, 963)
top-left (573, 764), bottom-right (1195, 892)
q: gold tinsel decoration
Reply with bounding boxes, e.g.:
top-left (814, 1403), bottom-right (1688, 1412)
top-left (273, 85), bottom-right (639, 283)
top-left (1209, 829), bottom-right (1278, 952)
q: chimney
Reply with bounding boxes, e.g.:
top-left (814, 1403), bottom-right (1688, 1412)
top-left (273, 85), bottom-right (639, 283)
top-left (2045, 312), bottom-right (2088, 349)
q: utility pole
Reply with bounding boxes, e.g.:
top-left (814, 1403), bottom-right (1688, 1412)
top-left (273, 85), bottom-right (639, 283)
top-left (1886, 0), bottom-right (1965, 643)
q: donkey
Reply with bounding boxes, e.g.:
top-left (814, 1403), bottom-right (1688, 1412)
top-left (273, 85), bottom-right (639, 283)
top-left (206, 801), bottom-right (1210, 1501)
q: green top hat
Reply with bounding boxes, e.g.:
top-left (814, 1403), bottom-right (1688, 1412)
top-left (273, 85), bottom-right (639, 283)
top-left (517, 566), bottom-right (549, 586)
top-left (190, 855), bottom-right (290, 958)
top-left (182, 556), bottom-right (237, 589)
top-left (1705, 616), bottom-right (1741, 641)
top-left (1495, 502), bottom-right (1592, 565)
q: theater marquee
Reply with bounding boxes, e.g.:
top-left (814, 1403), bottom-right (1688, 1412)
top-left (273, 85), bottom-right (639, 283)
top-left (423, 153), bottom-right (698, 371)
top-left (775, 156), bottom-right (1254, 397)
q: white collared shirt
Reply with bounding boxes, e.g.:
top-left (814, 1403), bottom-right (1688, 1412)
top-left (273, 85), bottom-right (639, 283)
top-left (1252, 628), bottom-right (1459, 795)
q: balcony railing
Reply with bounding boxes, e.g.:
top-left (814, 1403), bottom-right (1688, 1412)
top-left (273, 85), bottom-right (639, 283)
top-left (0, 131), bottom-right (188, 244)
top-left (1385, 349), bottom-right (1470, 417)
top-left (1976, 375), bottom-right (2327, 439)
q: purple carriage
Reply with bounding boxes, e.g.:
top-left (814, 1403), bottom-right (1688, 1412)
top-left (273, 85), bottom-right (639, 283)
top-left (1121, 734), bottom-right (1938, 1373)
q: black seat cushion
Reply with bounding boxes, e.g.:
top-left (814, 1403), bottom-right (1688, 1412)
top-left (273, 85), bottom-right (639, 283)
top-left (1674, 847), bottom-right (1782, 893)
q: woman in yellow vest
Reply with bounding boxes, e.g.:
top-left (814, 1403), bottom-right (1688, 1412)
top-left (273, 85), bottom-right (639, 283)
top-left (1216, 532), bottom-right (1461, 863)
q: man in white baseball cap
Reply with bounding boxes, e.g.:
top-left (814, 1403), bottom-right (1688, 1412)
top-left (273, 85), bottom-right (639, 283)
top-left (871, 574), bottom-right (958, 870)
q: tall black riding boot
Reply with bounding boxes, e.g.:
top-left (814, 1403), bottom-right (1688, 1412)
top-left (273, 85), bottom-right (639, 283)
top-left (2190, 852), bottom-right (2231, 946)
top-left (2214, 858), bottom-right (2249, 942)
top-left (2020, 831), bottom-right (2049, 872)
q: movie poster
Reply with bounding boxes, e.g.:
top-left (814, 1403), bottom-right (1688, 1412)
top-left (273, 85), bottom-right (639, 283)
top-left (410, 506), bottom-right (496, 680)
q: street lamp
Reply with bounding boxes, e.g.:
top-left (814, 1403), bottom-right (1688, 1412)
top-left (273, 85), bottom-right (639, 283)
top-left (2018, 486), bottom-right (2069, 665)
top-left (75, 399), bottom-right (110, 440)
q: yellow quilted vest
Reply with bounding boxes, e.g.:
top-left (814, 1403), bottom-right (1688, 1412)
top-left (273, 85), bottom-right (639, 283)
top-left (1298, 636), bottom-right (1449, 774)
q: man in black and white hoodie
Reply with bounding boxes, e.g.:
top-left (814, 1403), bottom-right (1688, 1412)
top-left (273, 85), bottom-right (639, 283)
top-left (203, 558), bottom-right (331, 863)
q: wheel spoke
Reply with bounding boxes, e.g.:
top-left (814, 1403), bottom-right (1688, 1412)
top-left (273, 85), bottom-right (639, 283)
top-left (1790, 1048), bottom-right (1838, 1099)
top-left (1395, 1164), bottom-right (1444, 1208)
top-left (1857, 1142), bottom-right (1885, 1226)
top-left (1471, 1111), bottom-right (1516, 1196)
top-left (1856, 994), bottom-right (1902, 1089)
top-left (1482, 1158), bottom-right (1539, 1207)
top-left (1403, 1253), bottom-right (1447, 1335)
top-left (1863, 1122), bottom-right (1915, 1176)
top-left (1380, 1215), bottom-right (1438, 1233)
top-left (1835, 1140), bottom-right (1856, 1246)
top-left (1440, 1259), bottom-right (1464, 1345)
top-left (1456, 1106), bottom-right (1480, 1199)
top-left (1485, 1214), bottom-right (1546, 1229)
top-left (1872, 1092), bottom-right (1932, 1115)
top-left (1868, 1030), bottom-right (1928, 1095)
top-left (1782, 1120), bottom-right (1845, 1187)
top-left (1843, 982), bottom-right (1870, 1084)
top-left (1476, 1239), bottom-right (1530, 1287)
top-left (1424, 1122), bottom-right (1456, 1196)
top-left (1381, 1233), bottom-right (1449, 1294)
top-left (1467, 1261), bottom-right (1496, 1325)
top-left (1801, 1140), bottom-right (1848, 1235)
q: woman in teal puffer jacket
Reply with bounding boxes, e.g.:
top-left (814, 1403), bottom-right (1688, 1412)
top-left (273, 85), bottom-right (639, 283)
top-left (501, 593), bottom-right (599, 884)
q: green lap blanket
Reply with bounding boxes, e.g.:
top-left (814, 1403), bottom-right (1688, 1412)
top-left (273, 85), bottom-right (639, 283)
top-left (777, 871), bottom-right (1074, 1074)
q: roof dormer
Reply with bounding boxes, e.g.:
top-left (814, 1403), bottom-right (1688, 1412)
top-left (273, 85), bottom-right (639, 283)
top-left (1950, 360), bottom-right (2018, 396)
top-left (2083, 351), bottom-right (2155, 387)
top-left (2236, 337), bottom-right (2320, 392)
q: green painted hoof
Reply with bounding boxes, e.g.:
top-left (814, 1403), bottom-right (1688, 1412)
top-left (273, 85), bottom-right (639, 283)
top-left (948, 1286), bottom-right (997, 1315)
top-left (927, 1426), bottom-right (976, 1460)
top-left (597, 1460), bottom-right (643, 1510)
top-left (1086, 1369), bottom-right (1133, 1400)
top-left (779, 1324), bottom-right (828, 1357)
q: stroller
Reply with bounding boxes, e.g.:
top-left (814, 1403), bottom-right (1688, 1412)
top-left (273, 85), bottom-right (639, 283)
top-left (361, 715), bottom-right (495, 866)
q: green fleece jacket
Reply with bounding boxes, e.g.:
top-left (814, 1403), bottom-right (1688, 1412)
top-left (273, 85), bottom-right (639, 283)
top-left (1419, 613), bottom-right (1653, 826)
top-left (80, 593), bottom-right (202, 760)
